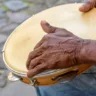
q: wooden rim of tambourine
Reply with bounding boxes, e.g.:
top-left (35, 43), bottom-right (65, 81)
top-left (3, 3), bottom-right (95, 85)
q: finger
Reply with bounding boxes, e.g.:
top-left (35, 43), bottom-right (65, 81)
top-left (41, 20), bottom-right (57, 34)
top-left (79, 0), bottom-right (96, 12)
top-left (26, 47), bottom-right (43, 69)
top-left (29, 57), bottom-right (41, 69)
top-left (27, 64), bottom-right (47, 77)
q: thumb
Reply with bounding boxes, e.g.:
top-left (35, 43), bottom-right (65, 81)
top-left (41, 20), bottom-right (57, 34)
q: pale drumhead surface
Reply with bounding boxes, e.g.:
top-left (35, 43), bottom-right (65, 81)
top-left (4, 3), bottom-right (96, 74)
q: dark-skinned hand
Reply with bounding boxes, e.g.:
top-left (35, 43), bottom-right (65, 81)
top-left (26, 0), bottom-right (96, 78)
top-left (26, 21), bottom-right (85, 78)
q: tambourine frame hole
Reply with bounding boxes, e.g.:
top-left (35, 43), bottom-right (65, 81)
top-left (29, 78), bottom-right (40, 86)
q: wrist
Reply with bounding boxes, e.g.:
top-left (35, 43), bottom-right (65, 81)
top-left (78, 39), bottom-right (96, 65)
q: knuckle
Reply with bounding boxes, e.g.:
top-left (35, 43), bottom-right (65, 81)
top-left (43, 35), bottom-right (51, 40)
top-left (43, 35), bottom-right (47, 40)
top-left (36, 65), bottom-right (44, 72)
top-left (31, 58), bottom-right (40, 65)
top-left (41, 42), bottom-right (49, 49)
top-left (42, 53), bottom-right (49, 59)
top-left (35, 66), bottom-right (40, 70)
top-left (29, 52), bottom-right (32, 58)
top-left (39, 58), bottom-right (45, 63)
top-left (30, 60), bottom-right (34, 65)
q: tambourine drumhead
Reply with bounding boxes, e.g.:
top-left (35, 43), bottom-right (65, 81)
top-left (3, 3), bottom-right (96, 76)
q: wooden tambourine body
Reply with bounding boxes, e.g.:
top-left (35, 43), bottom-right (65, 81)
top-left (3, 3), bottom-right (96, 86)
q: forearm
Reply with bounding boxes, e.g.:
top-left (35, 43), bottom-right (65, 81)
top-left (79, 40), bottom-right (96, 65)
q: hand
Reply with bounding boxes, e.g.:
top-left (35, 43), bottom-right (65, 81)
top-left (26, 21), bottom-right (85, 78)
top-left (79, 0), bottom-right (96, 12)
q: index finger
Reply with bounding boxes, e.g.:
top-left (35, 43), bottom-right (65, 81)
top-left (26, 47), bottom-right (44, 69)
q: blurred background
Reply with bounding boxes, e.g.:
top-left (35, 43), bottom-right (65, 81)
top-left (0, 0), bottom-right (93, 96)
